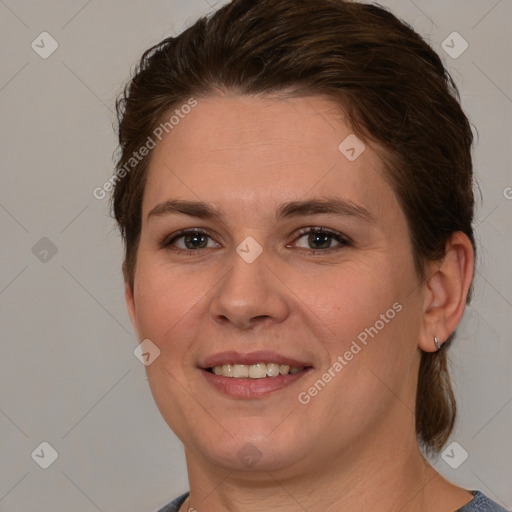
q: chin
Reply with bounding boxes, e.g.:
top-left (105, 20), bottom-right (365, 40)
top-left (193, 421), bottom-right (311, 473)
top-left (205, 442), bottom-right (303, 473)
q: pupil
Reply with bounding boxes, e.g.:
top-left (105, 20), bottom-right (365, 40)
top-left (310, 232), bottom-right (331, 249)
top-left (185, 233), bottom-right (207, 249)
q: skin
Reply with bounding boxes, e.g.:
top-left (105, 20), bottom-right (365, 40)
top-left (125, 94), bottom-right (475, 512)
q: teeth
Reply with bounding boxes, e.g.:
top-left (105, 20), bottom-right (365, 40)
top-left (223, 364), bottom-right (234, 378)
top-left (232, 364), bottom-right (249, 378)
top-left (248, 363), bottom-right (267, 379)
top-left (210, 362), bottom-right (306, 378)
top-left (266, 363), bottom-right (280, 377)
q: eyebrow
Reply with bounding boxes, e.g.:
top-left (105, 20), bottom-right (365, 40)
top-left (147, 197), bottom-right (375, 224)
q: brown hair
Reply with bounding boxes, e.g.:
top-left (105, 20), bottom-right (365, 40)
top-left (112, 0), bottom-right (475, 455)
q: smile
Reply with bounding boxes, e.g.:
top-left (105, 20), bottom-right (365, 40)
top-left (200, 351), bottom-right (312, 398)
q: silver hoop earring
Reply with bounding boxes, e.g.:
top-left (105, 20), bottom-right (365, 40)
top-left (434, 336), bottom-right (441, 351)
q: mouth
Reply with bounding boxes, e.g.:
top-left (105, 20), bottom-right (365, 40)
top-left (199, 351), bottom-right (313, 398)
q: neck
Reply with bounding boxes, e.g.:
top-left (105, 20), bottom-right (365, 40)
top-left (183, 426), bottom-right (447, 512)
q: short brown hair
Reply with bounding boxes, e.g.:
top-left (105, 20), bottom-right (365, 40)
top-left (112, 0), bottom-right (475, 455)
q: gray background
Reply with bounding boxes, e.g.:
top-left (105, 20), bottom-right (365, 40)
top-left (1, 0), bottom-right (511, 510)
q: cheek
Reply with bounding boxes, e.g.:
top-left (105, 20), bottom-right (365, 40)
top-left (301, 261), bottom-right (400, 338)
top-left (301, 258), bottom-right (418, 386)
top-left (132, 257), bottom-right (206, 346)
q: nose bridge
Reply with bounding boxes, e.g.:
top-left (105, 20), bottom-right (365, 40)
top-left (209, 239), bottom-right (288, 328)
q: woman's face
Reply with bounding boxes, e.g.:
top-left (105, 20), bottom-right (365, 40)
top-left (126, 94), bottom-right (427, 474)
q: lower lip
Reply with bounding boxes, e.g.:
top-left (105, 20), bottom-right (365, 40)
top-left (201, 369), bottom-right (311, 398)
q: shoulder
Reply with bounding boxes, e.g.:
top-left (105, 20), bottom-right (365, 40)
top-left (156, 492), bottom-right (190, 512)
top-left (459, 490), bottom-right (510, 512)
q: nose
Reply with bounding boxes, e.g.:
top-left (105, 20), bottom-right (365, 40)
top-left (209, 246), bottom-right (290, 330)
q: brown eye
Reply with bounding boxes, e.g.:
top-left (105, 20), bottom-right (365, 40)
top-left (179, 232), bottom-right (209, 250)
top-left (293, 227), bottom-right (350, 252)
top-left (163, 229), bottom-right (219, 253)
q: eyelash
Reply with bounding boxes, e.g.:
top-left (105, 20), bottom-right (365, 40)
top-left (160, 227), bottom-right (352, 256)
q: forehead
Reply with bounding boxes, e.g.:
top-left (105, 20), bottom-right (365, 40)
top-left (141, 94), bottom-right (397, 226)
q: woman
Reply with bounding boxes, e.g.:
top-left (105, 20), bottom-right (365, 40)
top-left (112, 0), bottom-right (509, 510)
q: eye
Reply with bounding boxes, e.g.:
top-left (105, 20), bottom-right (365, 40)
top-left (162, 228), bottom-right (219, 253)
top-left (292, 227), bottom-right (351, 252)
top-left (160, 226), bottom-right (351, 255)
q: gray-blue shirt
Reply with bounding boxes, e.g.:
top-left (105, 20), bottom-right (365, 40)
top-left (157, 490), bottom-right (509, 511)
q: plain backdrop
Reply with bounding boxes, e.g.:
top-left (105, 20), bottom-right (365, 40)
top-left (1, 0), bottom-right (511, 510)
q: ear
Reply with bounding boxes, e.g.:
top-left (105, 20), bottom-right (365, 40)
top-left (125, 279), bottom-right (137, 333)
top-left (418, 232), bottom-right (475, 352)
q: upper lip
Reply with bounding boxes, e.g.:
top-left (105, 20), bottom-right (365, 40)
top-left (200, 350), bottom-right (312, 369)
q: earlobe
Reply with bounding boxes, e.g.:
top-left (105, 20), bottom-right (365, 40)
top-left (418, 232), bottom-right (475, 352)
